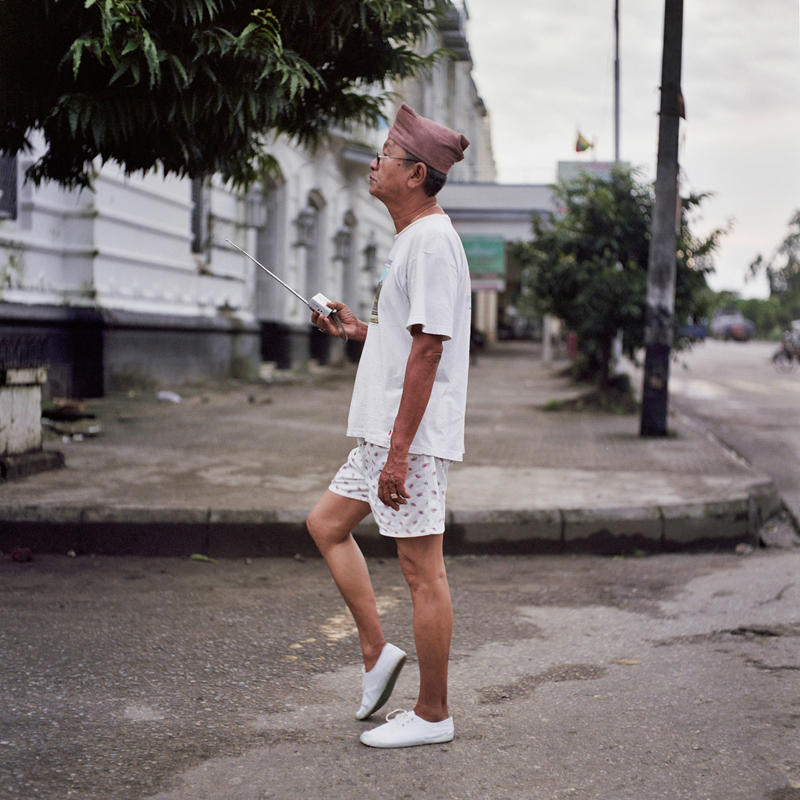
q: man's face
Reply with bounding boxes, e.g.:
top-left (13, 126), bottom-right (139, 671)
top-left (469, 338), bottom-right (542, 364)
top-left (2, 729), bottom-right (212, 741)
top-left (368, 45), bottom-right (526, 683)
top-left (369, 139), bottom-right (414, 203)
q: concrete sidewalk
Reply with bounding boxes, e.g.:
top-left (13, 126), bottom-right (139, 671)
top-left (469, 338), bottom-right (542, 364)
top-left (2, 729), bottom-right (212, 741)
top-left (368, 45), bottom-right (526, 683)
top-left (0, 341), bottom-right (781, 556)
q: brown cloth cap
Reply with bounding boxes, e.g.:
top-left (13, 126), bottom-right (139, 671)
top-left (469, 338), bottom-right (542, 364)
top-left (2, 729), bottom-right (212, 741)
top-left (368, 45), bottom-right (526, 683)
top-left (388, 103), bottom-right (470, 175)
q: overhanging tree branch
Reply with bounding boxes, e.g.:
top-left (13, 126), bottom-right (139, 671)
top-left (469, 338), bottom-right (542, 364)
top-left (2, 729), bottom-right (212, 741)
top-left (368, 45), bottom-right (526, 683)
top-left (0, 0), bottom-right (448, 188)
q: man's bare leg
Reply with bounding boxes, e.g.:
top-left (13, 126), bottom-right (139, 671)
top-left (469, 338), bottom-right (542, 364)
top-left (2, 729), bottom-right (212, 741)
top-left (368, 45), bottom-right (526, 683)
top-left (396, 534), bottom-right (452, 722)
top-left (306, 490), bottom-right (385, 670)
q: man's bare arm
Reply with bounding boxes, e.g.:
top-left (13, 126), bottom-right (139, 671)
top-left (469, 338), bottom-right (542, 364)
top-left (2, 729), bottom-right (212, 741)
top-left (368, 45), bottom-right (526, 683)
top-left (379, 325), bottom-right (444, 510)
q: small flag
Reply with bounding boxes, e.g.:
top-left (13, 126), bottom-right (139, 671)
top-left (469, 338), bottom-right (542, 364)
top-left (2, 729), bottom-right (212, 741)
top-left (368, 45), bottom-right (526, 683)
top-left (576, 133), bottom-right (591, 152)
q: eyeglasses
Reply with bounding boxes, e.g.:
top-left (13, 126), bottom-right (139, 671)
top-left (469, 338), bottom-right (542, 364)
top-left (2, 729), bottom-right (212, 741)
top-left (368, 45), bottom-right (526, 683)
top-left (374, 152), bottom-right (416, 167)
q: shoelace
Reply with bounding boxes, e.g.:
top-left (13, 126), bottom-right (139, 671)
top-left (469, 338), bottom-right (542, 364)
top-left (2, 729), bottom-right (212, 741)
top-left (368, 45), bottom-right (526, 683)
top-left (385, 709), bottom-right (413, 724)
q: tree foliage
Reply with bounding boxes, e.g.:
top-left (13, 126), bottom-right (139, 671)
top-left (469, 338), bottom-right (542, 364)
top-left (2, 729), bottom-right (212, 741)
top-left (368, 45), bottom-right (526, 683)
top-left (510, 166), bottom-right (722, 387)
top-left (749, 210), bottom-right (800, 297)
top-left (0, 0), bottom-right (446, 188)
top-left (732, 210), bottom-right (800, 338)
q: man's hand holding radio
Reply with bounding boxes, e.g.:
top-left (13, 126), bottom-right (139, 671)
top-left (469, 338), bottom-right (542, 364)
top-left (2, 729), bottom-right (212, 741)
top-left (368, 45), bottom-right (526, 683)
top-left (312, 301), bottom-right (367, 343)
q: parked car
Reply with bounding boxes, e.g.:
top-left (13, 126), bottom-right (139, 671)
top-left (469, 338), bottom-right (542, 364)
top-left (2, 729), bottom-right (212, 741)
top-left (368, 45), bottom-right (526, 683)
top-left (677, 317), bottom-right (707, 342)
top-left (710, 309), bottom-right (756, 341)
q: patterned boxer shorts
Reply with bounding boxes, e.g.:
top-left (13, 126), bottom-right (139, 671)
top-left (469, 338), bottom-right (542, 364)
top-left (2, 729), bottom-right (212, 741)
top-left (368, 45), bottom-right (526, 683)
top-left (329, 439), bottom-right (452, 538)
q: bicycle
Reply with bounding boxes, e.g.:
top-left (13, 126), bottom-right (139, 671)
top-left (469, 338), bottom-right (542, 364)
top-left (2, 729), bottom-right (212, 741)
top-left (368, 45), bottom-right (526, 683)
top-left (773, 332), bottom-right (800, 373)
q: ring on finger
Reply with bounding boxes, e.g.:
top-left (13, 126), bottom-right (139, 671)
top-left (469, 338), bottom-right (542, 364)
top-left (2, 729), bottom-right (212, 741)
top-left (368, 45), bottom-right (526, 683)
top-left (390, 493), bottom-right (398, 500)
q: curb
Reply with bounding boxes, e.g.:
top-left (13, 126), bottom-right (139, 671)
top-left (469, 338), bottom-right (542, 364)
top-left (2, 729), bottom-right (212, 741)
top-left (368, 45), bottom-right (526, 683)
top-left (0, 479), bottom-right (781, 558)
top-left (448, 482), bottom-right (780, 554)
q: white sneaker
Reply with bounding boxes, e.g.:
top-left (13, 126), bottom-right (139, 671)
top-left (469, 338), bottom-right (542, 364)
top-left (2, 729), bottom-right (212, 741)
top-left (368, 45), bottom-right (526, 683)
top-left (360, 709), bottom-right (454, 748)
top-left (356, 643), bottom-right (407, 720)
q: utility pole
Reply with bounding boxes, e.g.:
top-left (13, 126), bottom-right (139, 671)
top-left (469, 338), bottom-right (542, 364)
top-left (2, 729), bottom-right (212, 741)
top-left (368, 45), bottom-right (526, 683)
top-left (614, 0), bottom-right (620, 163)
top-left (640, 0), bottom-right (684, 436)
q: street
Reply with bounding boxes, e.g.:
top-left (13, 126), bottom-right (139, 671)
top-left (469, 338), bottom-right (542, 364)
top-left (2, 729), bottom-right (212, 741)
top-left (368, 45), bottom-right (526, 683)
top-left (2, 338), bottom-right (799, 800)
top-left (668, 339), bottom-right (800, 523)
top-left (2, 550), bottom-right (799, 800)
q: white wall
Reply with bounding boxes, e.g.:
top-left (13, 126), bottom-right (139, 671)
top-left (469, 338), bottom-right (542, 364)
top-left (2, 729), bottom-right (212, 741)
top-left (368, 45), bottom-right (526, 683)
top-left (246, 133), bottom-right (395, 332)
top-left (0, 10), bottom-right (493, 376)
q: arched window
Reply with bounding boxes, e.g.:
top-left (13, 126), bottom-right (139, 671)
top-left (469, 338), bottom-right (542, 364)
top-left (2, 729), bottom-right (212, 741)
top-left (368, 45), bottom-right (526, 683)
top-left (255, 176), bottom-right (286, 322)
top-left (336, 210), bottom-right (357, 307)
top-left (303, 190), bottom-right (326, 298)
top-left (191, 176), bottom-right (210, 256)
top-left (0, 152), bottom-right (18, 220)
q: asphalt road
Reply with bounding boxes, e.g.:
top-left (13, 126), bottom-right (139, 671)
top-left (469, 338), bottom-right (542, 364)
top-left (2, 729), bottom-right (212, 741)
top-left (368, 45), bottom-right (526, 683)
top-left (667, 339), bottom-right (800, 524)
top-left (2, 550), bottom-right (800, 800)
top-left (3, 339), bottom-right (799, 800)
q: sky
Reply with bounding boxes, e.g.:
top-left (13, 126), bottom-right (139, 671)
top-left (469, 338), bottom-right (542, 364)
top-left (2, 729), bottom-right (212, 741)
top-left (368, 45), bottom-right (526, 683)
top-left (463, 0), bottom-right (800, 298)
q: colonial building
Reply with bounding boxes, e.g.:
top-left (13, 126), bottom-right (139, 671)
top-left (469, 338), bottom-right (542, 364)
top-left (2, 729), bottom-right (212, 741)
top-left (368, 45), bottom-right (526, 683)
top-left (0, 2), bottom-right (496, 399)
top-left (394, 1), bottom-right (496, 185)
top-left (438, 183), bottom-right (556, 343)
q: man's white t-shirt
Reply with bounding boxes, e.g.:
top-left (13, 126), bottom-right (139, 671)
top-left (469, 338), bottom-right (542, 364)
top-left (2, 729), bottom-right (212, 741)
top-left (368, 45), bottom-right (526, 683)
top-left (347, 214), bottom-right (471, 462)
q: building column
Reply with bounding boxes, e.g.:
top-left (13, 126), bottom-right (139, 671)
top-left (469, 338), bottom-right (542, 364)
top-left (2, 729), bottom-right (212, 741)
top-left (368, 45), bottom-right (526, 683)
top-left (474, 289), bottom-right (498, 344)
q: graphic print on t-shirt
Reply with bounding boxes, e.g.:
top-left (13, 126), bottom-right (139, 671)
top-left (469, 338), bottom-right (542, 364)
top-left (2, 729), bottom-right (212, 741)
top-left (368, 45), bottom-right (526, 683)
top-left (370, 259), bottom-right (392, 324)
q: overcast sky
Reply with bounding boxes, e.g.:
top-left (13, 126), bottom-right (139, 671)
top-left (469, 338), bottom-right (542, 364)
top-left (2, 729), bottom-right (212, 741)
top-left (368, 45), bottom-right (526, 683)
top-left (464, 0), bottom-right (800, 297)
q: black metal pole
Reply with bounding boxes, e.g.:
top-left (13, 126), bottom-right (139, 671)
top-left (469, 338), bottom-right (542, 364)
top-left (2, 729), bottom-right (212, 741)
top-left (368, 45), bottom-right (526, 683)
top-left (640, 0), bottom-right (684, 437)
top-left (614, 0), bottom-right (620, 163)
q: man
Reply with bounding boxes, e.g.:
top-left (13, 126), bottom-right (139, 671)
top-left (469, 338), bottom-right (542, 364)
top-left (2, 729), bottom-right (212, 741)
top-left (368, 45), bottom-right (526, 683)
top-left (306, 103), bottom-right (471, 749)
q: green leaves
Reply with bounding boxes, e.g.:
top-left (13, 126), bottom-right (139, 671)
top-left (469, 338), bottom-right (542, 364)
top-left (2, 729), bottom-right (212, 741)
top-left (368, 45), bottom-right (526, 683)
top-left (0, 0), bottom-right (449, 188)
top-left (750, 210), bottom-right (800, 297)
top-left (513, 166), bottom-right (720, 384)
top-left (66, 0), bottom-right (161, 88)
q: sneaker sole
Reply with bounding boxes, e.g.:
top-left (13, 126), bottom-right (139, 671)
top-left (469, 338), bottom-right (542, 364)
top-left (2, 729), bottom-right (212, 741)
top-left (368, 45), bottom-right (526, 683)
top-left (360, 729), bottom-right (454, 748)
top-left (358, 653), bottom-right (406, 720)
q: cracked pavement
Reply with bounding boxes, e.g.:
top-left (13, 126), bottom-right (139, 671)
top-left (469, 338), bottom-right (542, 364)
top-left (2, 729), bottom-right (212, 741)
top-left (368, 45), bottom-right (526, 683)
top-left (2, 549), bottom-right (800, 799)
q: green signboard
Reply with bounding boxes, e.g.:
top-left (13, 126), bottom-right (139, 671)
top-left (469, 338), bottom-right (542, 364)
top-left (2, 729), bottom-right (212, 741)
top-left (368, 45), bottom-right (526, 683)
top-left (461, 234), bottom-right (506, 291)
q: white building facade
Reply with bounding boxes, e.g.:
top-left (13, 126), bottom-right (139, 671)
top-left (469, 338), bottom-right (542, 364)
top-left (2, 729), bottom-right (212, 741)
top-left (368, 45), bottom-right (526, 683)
top-left (0, 3), bottom-right (495, 398)
top-left (437, 183), bottom-right (556, 342)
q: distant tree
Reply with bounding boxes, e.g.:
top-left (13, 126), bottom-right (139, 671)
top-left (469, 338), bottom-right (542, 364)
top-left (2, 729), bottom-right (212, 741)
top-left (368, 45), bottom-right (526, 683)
top-left (732, 212), bottom-right (800, 337)
top-left (510, 166), bottom-right (722, 388)
top-left (750, 210), bottom-right (800, 298)
top-left (733, 296), bottom-right (781, 340)
top-left (0, 0), bottom-right (445, 188)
